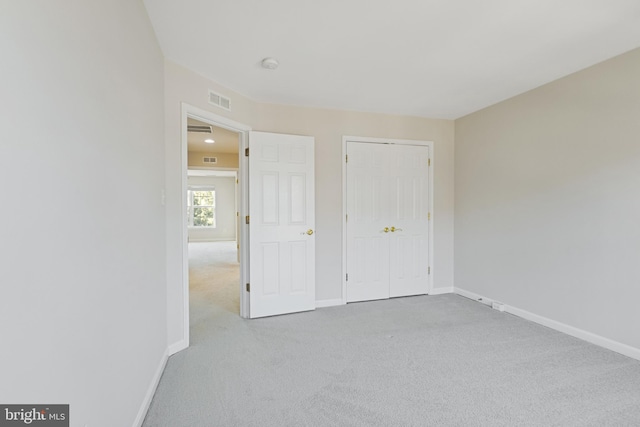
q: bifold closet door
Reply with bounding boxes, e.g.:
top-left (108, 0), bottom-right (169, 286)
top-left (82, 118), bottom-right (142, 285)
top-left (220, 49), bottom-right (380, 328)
top-left (346, 142), bottom-right (430, 303)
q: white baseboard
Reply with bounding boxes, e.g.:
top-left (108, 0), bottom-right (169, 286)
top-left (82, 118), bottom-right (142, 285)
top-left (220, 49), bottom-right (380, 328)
top-left (188, 238), bottom-right (235, 242)
top-left (454, 287), bottom-right (640, 362)
top-left (132, 349), bottom-right (168, 427)
top-left (429, 287), bottom-right (454, 295)
top-left (168, 339), bottom-right (188, 356)
top-left (315, 298), bottom-right (345, 308)
top-left (454, 287), bottom-right (493, 306)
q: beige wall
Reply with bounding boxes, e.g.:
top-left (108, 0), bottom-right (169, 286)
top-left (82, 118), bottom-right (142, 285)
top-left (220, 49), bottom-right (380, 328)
top-left (165, 61), bottom-right (257, 344)
top-left (253, 103), bottom-right (455, 300)
top-left (165, 61), bottom-right (455, 345)
top-left (188, 151), bottom-right (239, 168)
top-left (455, 48), bottom-right (640, 351)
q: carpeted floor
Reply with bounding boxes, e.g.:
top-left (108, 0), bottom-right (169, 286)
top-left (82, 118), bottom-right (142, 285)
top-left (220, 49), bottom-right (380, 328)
top-left (188, 241), bottom-right (240, 326)
top-left (143, 242), bottom-right (640, 426)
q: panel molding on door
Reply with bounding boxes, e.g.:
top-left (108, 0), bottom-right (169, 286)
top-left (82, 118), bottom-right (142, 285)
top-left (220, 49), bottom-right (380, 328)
top-left (388, 144), bottom-right (430, 297)
top-left (249, 131), bottom-right (315, 318)
top-left (345, 142), bottom-right (390, 302)
top-left (345, 140), bottom-right (431, 303)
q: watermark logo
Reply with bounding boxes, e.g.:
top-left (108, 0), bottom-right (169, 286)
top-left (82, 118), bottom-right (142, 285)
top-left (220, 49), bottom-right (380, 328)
top-left (0, 405), bottom-right (68, 426)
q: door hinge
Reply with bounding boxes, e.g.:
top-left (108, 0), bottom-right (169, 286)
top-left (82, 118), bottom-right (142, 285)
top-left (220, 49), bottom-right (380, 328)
top-left (245, 215), bottom-right (250, 224)
top-left (345, 214), bottom-right (348, 222)
top-left (246, 283), bottom-right (250, 292)
top-left (245, 148), bottom-right (249, 157)
top-left (428, 158), bottom-right (431, 167)
top-left (428, 212), bottom-right (431, 221)
top-left (428, 267), bottom-right (431, 275)
top-left (346, 273), bottom-right (349, 281)
top-left (345, 154), bottom-right (348, 163)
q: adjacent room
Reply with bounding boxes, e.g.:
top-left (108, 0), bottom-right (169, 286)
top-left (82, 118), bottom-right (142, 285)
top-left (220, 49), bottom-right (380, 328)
top-left (186, 118), bottom-right (242, 328)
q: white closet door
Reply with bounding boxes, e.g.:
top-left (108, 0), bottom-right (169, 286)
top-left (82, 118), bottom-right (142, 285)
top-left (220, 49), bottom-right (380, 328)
top-left (346, 142), bottom-right (390, 302)
top-left (249, 131), bottom-right (315, 318)
top-left (388, 145), bottom-right (430, 297)
top-left (346, 141), bottom-right (430, 302)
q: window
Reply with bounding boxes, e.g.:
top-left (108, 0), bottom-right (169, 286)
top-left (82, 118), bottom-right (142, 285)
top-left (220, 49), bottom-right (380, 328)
top-left (187, 188), bottom-right (216, 227)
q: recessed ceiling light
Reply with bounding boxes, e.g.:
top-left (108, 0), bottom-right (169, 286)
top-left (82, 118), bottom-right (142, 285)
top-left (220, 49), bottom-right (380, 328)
top-left (204, 138), bottom-right (215, 144)
top-left (261, 57), bottom-right (279, 70)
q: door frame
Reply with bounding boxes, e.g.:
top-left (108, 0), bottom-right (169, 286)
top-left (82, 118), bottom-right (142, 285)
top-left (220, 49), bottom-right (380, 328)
top-left (180, 103), bottom-right (252, 345)
top-left (341, 136), bottom-right (435, 304)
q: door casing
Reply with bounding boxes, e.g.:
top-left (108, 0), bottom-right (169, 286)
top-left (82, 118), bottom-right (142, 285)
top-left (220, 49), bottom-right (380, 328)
top-left (178, 104), bottom-right (251, 354)
top-left (342, 136), bottom-right (434, 304)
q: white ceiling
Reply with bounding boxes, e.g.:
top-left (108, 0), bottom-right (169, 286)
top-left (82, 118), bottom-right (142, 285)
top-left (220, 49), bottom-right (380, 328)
top-left (144, 0), bottom-right (640, 119)
top-left (187, 118), bottom-right (239, 154)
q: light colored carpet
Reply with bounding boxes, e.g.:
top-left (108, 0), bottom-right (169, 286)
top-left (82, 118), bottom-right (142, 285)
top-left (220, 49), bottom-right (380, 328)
top-left (144, 242), bottom-right (640, 426)
top-left (188, 241), bottom-right (240, 330)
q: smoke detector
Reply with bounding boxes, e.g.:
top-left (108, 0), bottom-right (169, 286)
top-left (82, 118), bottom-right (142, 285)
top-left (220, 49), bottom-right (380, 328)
top-left (261, 57), bottom-right (279, 70)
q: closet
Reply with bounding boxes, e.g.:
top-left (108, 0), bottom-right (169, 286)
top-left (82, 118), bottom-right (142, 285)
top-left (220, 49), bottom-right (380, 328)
top-left (345, 140), bottom-right (431, 302)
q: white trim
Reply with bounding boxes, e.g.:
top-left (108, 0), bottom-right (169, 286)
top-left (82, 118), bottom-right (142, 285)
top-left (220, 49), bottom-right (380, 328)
top-left (185, 104), bottom-right (251, 132)
top-left (239, 131), bottom-right (250, 318)
top-left (454, 287), bottom-right (490, 305)
top-left (187, 238), bottom-right (237, 243)
top-left (132, 349), bottom-right (169, 427)
top-left (315, 298), bottom-right (345, 308)
top-left (429, 287), bottom-right (454, 295)
top-left (343, 135), bottom-right (432, 147)
top-left (454, 287), bottom-right (640, 362)
top-left (187, 186), bottom-right (217, 190)
top-left (188, 166), bottom-right (238, 172)
top-left (341, 136), bottom-right (435, 304)
top-left (167, 339), bottom-right (188, 356)
top-left (341, 139), bottom-right (348, 304)
top-left (177, 104), bottom-right (252, 354)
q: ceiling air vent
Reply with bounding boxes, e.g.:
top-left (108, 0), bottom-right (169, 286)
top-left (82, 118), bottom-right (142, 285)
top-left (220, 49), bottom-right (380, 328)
top-left (208, 90), bottom-right (231, 111)
top-left (187, 125), bottom-right (213, 133)
top-left (203, 157), bottom-right (218, 164)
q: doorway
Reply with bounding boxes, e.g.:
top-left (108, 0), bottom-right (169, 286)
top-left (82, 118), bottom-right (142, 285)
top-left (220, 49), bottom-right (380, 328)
top-left (342, 136), bottom-right (434, 303)
top-left (186, 119), bottom-right (241, 337)
top-left (177, 105), bottom-right (251, 352)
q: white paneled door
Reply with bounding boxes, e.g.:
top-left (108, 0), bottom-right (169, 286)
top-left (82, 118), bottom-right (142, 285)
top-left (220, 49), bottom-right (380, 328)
top-left (249, 132), bottom-right (315, 318)
top-left (346, 141), bottom-right (430, 302)
top-left (345, 142), bottom-right (391, 302)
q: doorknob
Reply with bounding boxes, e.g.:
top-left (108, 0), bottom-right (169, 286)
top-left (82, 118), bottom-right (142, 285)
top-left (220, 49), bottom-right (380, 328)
top-left (390, 226), bottom-right (403, 232)
top-left (306, 229), bottom-right (314, 235)
top-left (383, 227), bottom-right (390, 233)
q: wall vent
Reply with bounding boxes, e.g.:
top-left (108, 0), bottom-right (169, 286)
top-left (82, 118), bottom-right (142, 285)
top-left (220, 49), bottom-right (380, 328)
top-left (203, 157), bottom-right (218, 164)
top-left (208, 90), bottom-right (231, 111)
top-left (187, 125), bottom-right (212, 133)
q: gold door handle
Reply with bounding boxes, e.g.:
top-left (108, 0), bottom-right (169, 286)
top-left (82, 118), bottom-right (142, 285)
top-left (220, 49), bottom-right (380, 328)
top-left (390, 226), bottom-right (403, 232)
top-left (383, 227), bottom-right (390, 233)
top-left (306, 229), bottom-right (314, 235)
